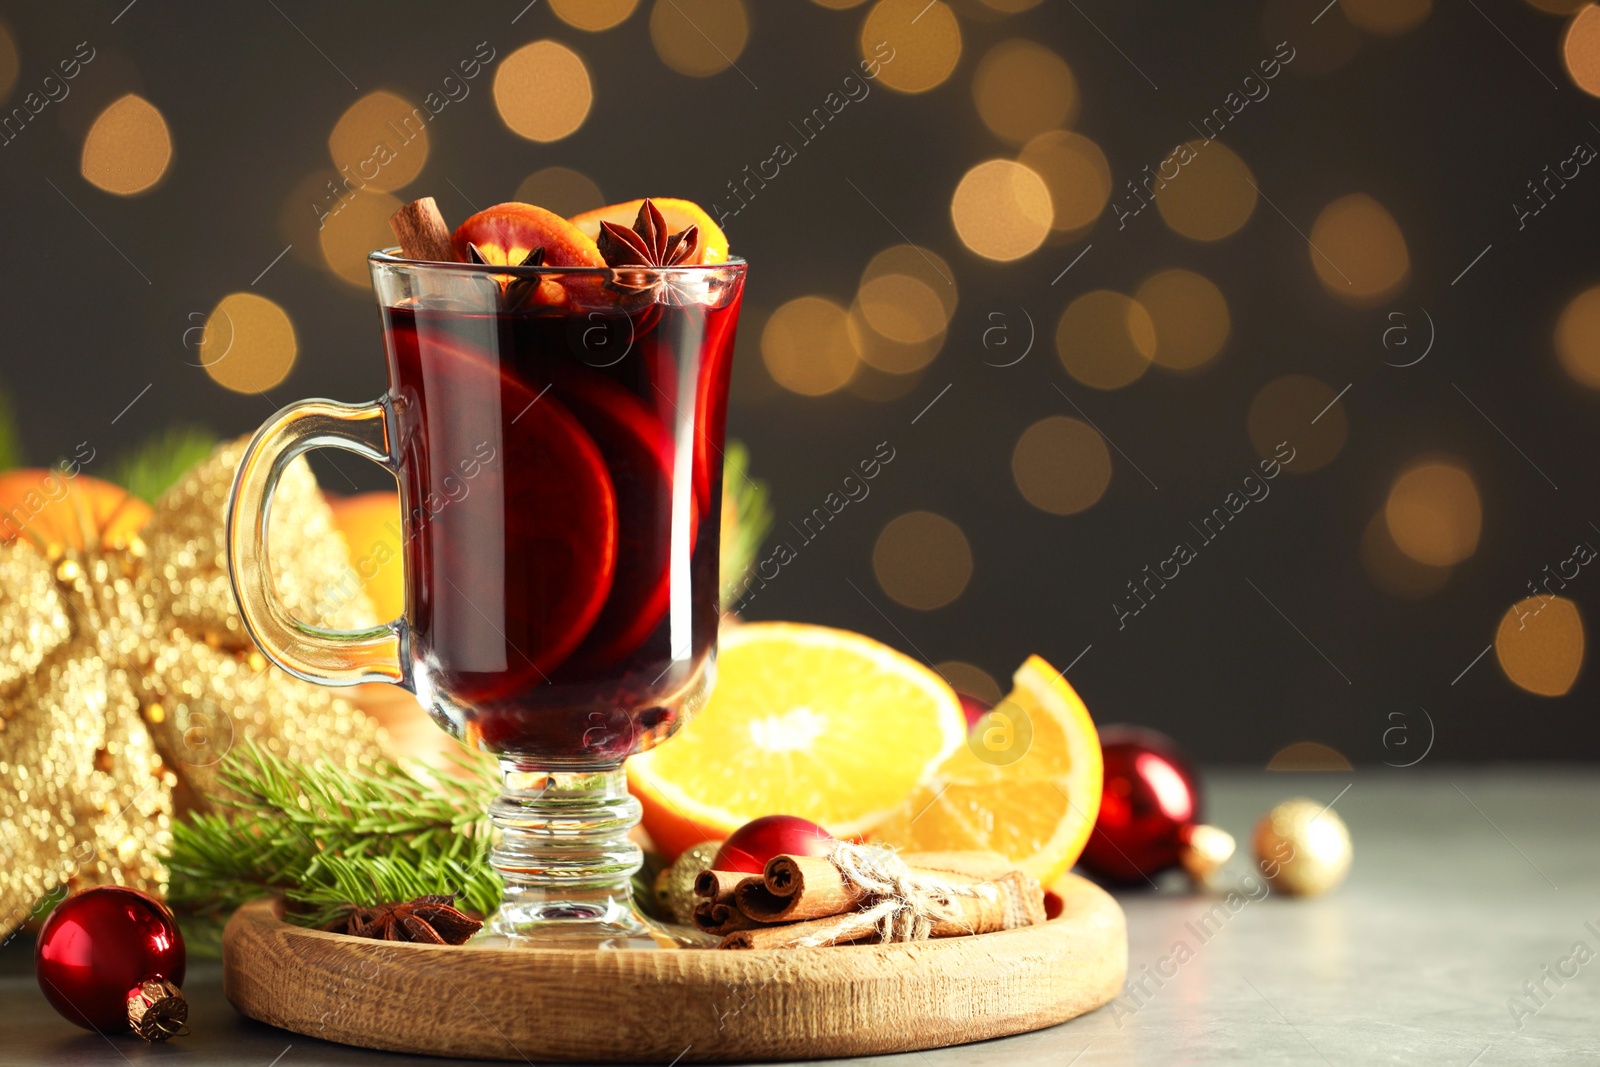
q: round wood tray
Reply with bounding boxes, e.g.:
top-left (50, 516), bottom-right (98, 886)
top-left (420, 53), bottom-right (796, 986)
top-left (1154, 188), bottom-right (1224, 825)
top-left (222, 874), bottom-right (1126, 1062)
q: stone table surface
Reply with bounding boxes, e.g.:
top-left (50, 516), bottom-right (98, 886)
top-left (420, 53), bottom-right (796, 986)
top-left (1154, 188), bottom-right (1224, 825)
top-left (2, 769), bottom-right (1596, 1066)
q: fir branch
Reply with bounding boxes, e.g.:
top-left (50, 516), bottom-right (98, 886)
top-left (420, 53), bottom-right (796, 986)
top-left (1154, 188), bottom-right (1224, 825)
top-left (719, 440), bottom-right (772, 605)
top-left (108, 425), bottom-right (219, 503)
top-left (165, 743), bottom-right (500, 942)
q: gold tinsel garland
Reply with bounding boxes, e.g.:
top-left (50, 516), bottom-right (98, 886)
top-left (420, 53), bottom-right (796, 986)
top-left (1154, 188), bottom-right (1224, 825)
top-left (0, 437), bottom-right (386, 936)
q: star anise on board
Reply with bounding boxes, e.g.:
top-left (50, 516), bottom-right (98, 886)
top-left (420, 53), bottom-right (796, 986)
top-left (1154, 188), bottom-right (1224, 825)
top-left (597, 199), bottom-right (702, 302)
top-left (322, 894), bottom-right (483, 945)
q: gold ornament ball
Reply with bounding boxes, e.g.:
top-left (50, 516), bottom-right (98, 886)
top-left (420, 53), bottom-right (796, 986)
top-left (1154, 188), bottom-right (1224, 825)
top-left (656, 840), bottom-right (724, 924)
top-left (1253, 797), bottom-right (1352, 897)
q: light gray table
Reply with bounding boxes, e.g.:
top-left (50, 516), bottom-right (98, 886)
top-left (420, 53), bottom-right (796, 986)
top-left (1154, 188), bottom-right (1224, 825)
top-left (3, 770), bottom-right (1596, 1065)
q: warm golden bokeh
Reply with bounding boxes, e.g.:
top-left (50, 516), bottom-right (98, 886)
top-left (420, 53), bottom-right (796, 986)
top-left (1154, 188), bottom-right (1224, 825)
top-left (493, 40), bottom-right (594, 141)
top-left (514, 166), bottom-right (605, 217)
top-left (1361, 510), bottom-right (1451, 599)
top-left (1266, 741), bottom-right (1354, 771)
top-left (1565, 5), bottom-right (1600, 96)
top-left (936, 660), bottom-right (1002, 705)
top-left (857, 273), bottom-right (946, 344)
top-left (863, 245), bottom-right (958, 321)
top-left (1019, 130), bottom-right (1111, 234)
top-left (845, 361), bottom-right (924, 401)
top-left (1262, 0), bottom-right (1360, 76)
top-left (200, 293), bottom-right (298, 394)
top-left (761, 297), bottom-right (859, 396)
top-left (1011, 416), bottom-right (1112, 516)
top-left (873, 511), bottom-right (973, 610)
top-left (1385, 459), bottom-right (1482, 567)
top-left (1247, 375), bottom-right (1347, 473)
top-left (862, 0), bottom-right (962, 94)
top-left (550, 0), bottom-right (639, 30)
top-left (1555, 284), bottom-right (1600, 388)
top-left (80, 94), bottom-right (172, 196)
top-left (1527, 0), bottom-right (1588, 12)
top-left (813, 0), bottom-right (869, 7)
top-left (1340, 0), bottom-right (1430, 35)
top-left (972, 39), bottom-right (1078, 145)
top-left (847, 304), bottom-right (943, 375)
top-left (1308, 193), bottom-right (1410, 306)
top-left (1496, 596), bottom-right (1585, 697)
top-left (1055, 290), bottom-right (1157, 390)
top-left (318, 188), bottom-right (403, 287)
top-left (652, 0), bottom-right (750, 77)
top-left (1153, 140), bottom-right (1257, 242)
top-left (1137, 269), bottom-right (1230, 371)
top-left (951, 159), bottom-right (1053, 261)
top-left (327, 90), bottom-right (429, 193)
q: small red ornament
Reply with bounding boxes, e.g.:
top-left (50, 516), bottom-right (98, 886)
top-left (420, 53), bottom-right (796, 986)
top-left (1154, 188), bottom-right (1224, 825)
top-left (1079, 725), bottom-right (1234, 886)
top-left (714, 815), bottom-right (835, 874)
top-left (35, 886), bottom-right (189, 1042)
top-left (957, 693), bottom-right (990, 731)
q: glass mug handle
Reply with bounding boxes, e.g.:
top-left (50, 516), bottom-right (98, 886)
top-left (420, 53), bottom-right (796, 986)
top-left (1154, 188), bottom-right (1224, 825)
top-left (226, 399), bottom-right (409, 688)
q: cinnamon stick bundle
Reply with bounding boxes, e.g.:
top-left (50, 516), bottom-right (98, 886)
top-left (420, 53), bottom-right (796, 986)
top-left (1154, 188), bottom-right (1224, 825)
top-left (735, 855), bottom-right (870, 923)
top-left (692, 900), bottom-right (763, 936)
top-left (720, 878), bottom-right (1014, 951)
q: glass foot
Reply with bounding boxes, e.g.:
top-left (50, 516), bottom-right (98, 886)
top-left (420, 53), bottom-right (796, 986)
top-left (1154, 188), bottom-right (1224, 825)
top-left (482, 762), bottom-right (713, 950)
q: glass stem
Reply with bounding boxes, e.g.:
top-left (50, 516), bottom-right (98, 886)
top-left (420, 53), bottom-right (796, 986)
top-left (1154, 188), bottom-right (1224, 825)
top-left (488, 763), bottom-right (642, 928)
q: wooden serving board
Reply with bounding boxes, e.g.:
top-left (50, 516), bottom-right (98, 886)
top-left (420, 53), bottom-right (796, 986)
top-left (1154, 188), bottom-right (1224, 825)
top-left (222, 874), bottom-right (1126, 1062)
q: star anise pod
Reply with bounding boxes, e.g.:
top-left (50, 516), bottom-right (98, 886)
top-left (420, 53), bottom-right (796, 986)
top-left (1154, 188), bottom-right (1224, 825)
top-left (467, 243), bottom-right (548, 311)
top-left (321, 894), bottom-right (483, 945)
top-left (597, 199), bottom-right (702, 302)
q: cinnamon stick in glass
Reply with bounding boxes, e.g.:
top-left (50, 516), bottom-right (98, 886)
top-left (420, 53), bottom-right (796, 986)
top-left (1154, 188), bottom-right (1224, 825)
top-left (388, 196), bottom-right (457, 262)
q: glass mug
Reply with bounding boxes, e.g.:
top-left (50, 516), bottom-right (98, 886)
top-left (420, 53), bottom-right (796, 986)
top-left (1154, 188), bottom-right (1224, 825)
top-left (227, 251), bottom-right (745, 947)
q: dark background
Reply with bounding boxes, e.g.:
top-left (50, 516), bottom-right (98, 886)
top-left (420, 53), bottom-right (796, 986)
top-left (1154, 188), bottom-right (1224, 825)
top-left (1, 0), bottom-right (1595, 763)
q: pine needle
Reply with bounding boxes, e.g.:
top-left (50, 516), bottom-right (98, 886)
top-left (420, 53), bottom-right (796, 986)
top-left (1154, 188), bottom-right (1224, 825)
top-left (108, 425), bottom-right (219, 503)
top-left (719, 440), bottom-right (772, 605)
top-left (165, 743), bottom-right (501, 944)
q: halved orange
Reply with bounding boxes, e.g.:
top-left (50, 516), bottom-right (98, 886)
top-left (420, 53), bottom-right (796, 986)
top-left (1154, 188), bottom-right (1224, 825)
top-left (569, 198), bottom-right (730, 265)
top-left (871, 655), bottom-right (1103, 884)
top-left (628, 622), bottom-right (966, 860)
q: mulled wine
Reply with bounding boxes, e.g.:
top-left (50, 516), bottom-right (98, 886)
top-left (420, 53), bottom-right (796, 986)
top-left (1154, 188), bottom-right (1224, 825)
top-left (381, 292), bottom-right (740, 765)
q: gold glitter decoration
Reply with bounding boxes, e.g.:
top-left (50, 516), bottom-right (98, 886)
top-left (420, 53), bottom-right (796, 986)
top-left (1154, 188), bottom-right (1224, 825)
top-left (655, 839), bottom-right (724, 924)
top-left (1252, 797), bottom-right (1353, 897)
top-left (0, 438), bottom-right (385, 936)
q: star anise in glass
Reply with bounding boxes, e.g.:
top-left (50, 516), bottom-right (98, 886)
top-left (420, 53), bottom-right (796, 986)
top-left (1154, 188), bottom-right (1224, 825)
top-left (597, 199), bottom-right (702, 302)
top-left (467, 243), bottom-right (549, 311)
top-left (322, 894), bottom-right (483, 945)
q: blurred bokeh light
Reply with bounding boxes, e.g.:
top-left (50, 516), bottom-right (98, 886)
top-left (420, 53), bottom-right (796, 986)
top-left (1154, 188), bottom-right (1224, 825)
top-left (1262, 0), bottom-right (1359, 76)
top-left (550, 0), bottom-right (639, 31)
top-left (1056, 290), bottom-right (1156, 390)
top-left (1247, 375), bottom-right (1347, 473)
top-left (1361, 510), bottom-right (1451, 599)
top-left (951, 159), bottom-right (1053, 261)
top-left (80, 94), bottom-right (171, 196)
top-left (847, 304), bottom-right (943, 375)
top-left (1565, 5), bottom-right (1600, 96)
top-left (319, 188), bottom-right (403, 287)
top-left (1340, 0), bottom-right (1430, 35)
top-left (857, 273), bottom-right (946, 344)
top-left (1136, 269), bottom-right (1230, 371)
top-left (873, 510), bottom-right (973, 609)
top-left (652, 0), bottom-right (750, 77)
top-left (493, 40), bottom-right (593, 141)
top-left (862, 0), bottom-right (961, 94)
top-left (1018, 131), bottom-right (1111, 235)
top-left (514, 166), bottom-right (605, 216)
top-left (1308, 193), bottom-right (1410, 306)
top-left (1011, 416), bottom-right (1112, 515)
top-left (1266, 741), bottom-right (1354, 771)
top-left (327, 91), bottom-right (428, 193)
top-left (1153, 140), bottom-right (1257, 242)
top-left (200, 293), bottom-right (297, 394)
top-left (0, 21), bottom-right (18, 102)
top-left (1385, 458), bottom-right (1482, 567)
top-left (762, 297), bottom-right (859, 395)
top-left (1496, 595), bottom-right (1585, 696)
top-left (972, 39), bottom-right (1078, 145)
top-left (936, 660), bottom-right (1002, 704)
top-left (1555, 283), bottom-right (1600, 387)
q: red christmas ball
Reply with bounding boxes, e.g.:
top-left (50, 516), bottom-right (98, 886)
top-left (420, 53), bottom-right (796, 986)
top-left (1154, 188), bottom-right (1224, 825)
top-left (35, 887), bottom-right (186, 1034)
top-left (1080, 726), bottom-right (1205, 885)
top-left (714, 815), bottom-right (835, 874)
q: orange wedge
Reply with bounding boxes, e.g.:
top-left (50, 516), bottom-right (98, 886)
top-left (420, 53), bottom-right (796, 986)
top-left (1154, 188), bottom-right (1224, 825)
top-left (628, 622), bottom-right (966, 860)
top-left (569, 198), bottom-right (730, 265)
top-left (871, 655), bottom-right (1103, 884)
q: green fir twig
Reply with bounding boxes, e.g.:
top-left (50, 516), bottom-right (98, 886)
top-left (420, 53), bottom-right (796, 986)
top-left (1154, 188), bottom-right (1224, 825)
top-left (719, 440), bottom-right (772, 606)
top-left (165, 744), bottom-right (500, 949)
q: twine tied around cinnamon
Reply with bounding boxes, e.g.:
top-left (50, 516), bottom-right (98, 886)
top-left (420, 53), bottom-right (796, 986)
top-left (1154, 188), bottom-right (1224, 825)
top-left (788, 841), bottom-right (1014, 947)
